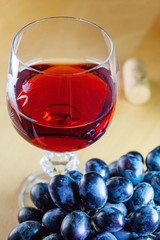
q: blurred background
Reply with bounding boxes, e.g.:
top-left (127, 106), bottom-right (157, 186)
top-left (0, 0), bottom-right (160, 238)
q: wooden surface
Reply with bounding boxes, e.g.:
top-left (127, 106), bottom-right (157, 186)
top-left (0, 0), bottom-right (160, 238)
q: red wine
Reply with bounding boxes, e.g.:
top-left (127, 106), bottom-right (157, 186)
top-left (7, 63), bottom-right (116, 152)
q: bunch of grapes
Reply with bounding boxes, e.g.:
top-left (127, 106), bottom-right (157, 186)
top-left (8, 146), bottom-right (160, 240)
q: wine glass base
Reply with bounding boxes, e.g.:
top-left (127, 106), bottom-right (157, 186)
top-left (19, 171), bottom-right (51, 208)
top-left (19, 151), bottom-right (80, 208)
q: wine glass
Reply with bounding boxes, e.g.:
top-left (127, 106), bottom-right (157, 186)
top-left (6, 17), bottom-right (118, 207)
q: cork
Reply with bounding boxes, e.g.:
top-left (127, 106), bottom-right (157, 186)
top-left (123, 58), bottom-right (151, 104)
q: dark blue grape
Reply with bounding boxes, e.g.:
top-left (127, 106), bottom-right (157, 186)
top-left (8, 220), bottom-right (42, 240)
top-left (154, 205), bottom-right (160, 231)
top-left (127, 151), bottom-right (144, 163)
top-left (113, 217), bottom-right (138, 239)
top-left (60, 210), bottom-right (90, 240)
top-left (146, 146), bottom-right (160, 171)
top-left (49, 175), bottom-right (79, 212)
top-left (155, 231), bottom-right (160, 236)
top-left (84, 158), bottom-right (109, 181)
top-left (106, 176), bottom-right (133, 203)
top-left (92, 231), bottom-right (118, 240)
top-left (118, 154), bottom-right (144, 185)
top-left (130, 206), bottom-right (159, 236)
top-left (79, 172), bottom-right (108, 210)
top-left (30, 182), bottom-right (56, 211)
top-left (93, 207), bottom-right (125, 232)
top-left (128, 182), bottom-right (154, 211)
top-left (144, 171), bottom-right (158, 184)
top-left (114, 216), bottom-right (140, 240)
top-left (131, 237), bottom-right (154, 240)
top-left (43, 233), bottom-right (63, 240)
top-left (105, 202), bottom-right (127, 216)
top-left (150, 172), bottom-right (160, 202)
top-left (155, 233), bottom-right (160, 240)
top-left (113, 229), bottom-right (132, 240)
top-left (42, 208), bottom-right (67, 233)
top-left (18, 207), bottom-right (43, 223)
top-left (65, 170), bottom-right (83, 185)
top-left (108, 160), bottom-right (119, 177)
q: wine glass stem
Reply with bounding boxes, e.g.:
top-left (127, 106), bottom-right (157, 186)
top-left (40, 151), bottom-right (80, 177)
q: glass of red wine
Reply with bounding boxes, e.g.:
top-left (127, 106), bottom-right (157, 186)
top-left (7, 17), bottom-right (118, 206)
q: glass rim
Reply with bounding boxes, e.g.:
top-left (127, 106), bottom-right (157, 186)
top-left (12, 16), bottom-right (114, 76)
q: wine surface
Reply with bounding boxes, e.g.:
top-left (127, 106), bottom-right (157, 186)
top-left (7, 63), bottom-right (116, 152)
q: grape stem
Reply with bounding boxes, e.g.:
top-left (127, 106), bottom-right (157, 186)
top-left (149, 233), bottom-right (156, 239)
top-left (90, 219), bottom-right (100, 232)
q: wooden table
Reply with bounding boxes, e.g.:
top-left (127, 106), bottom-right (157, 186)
top-left (0, 0), bottom-right (160, 238)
